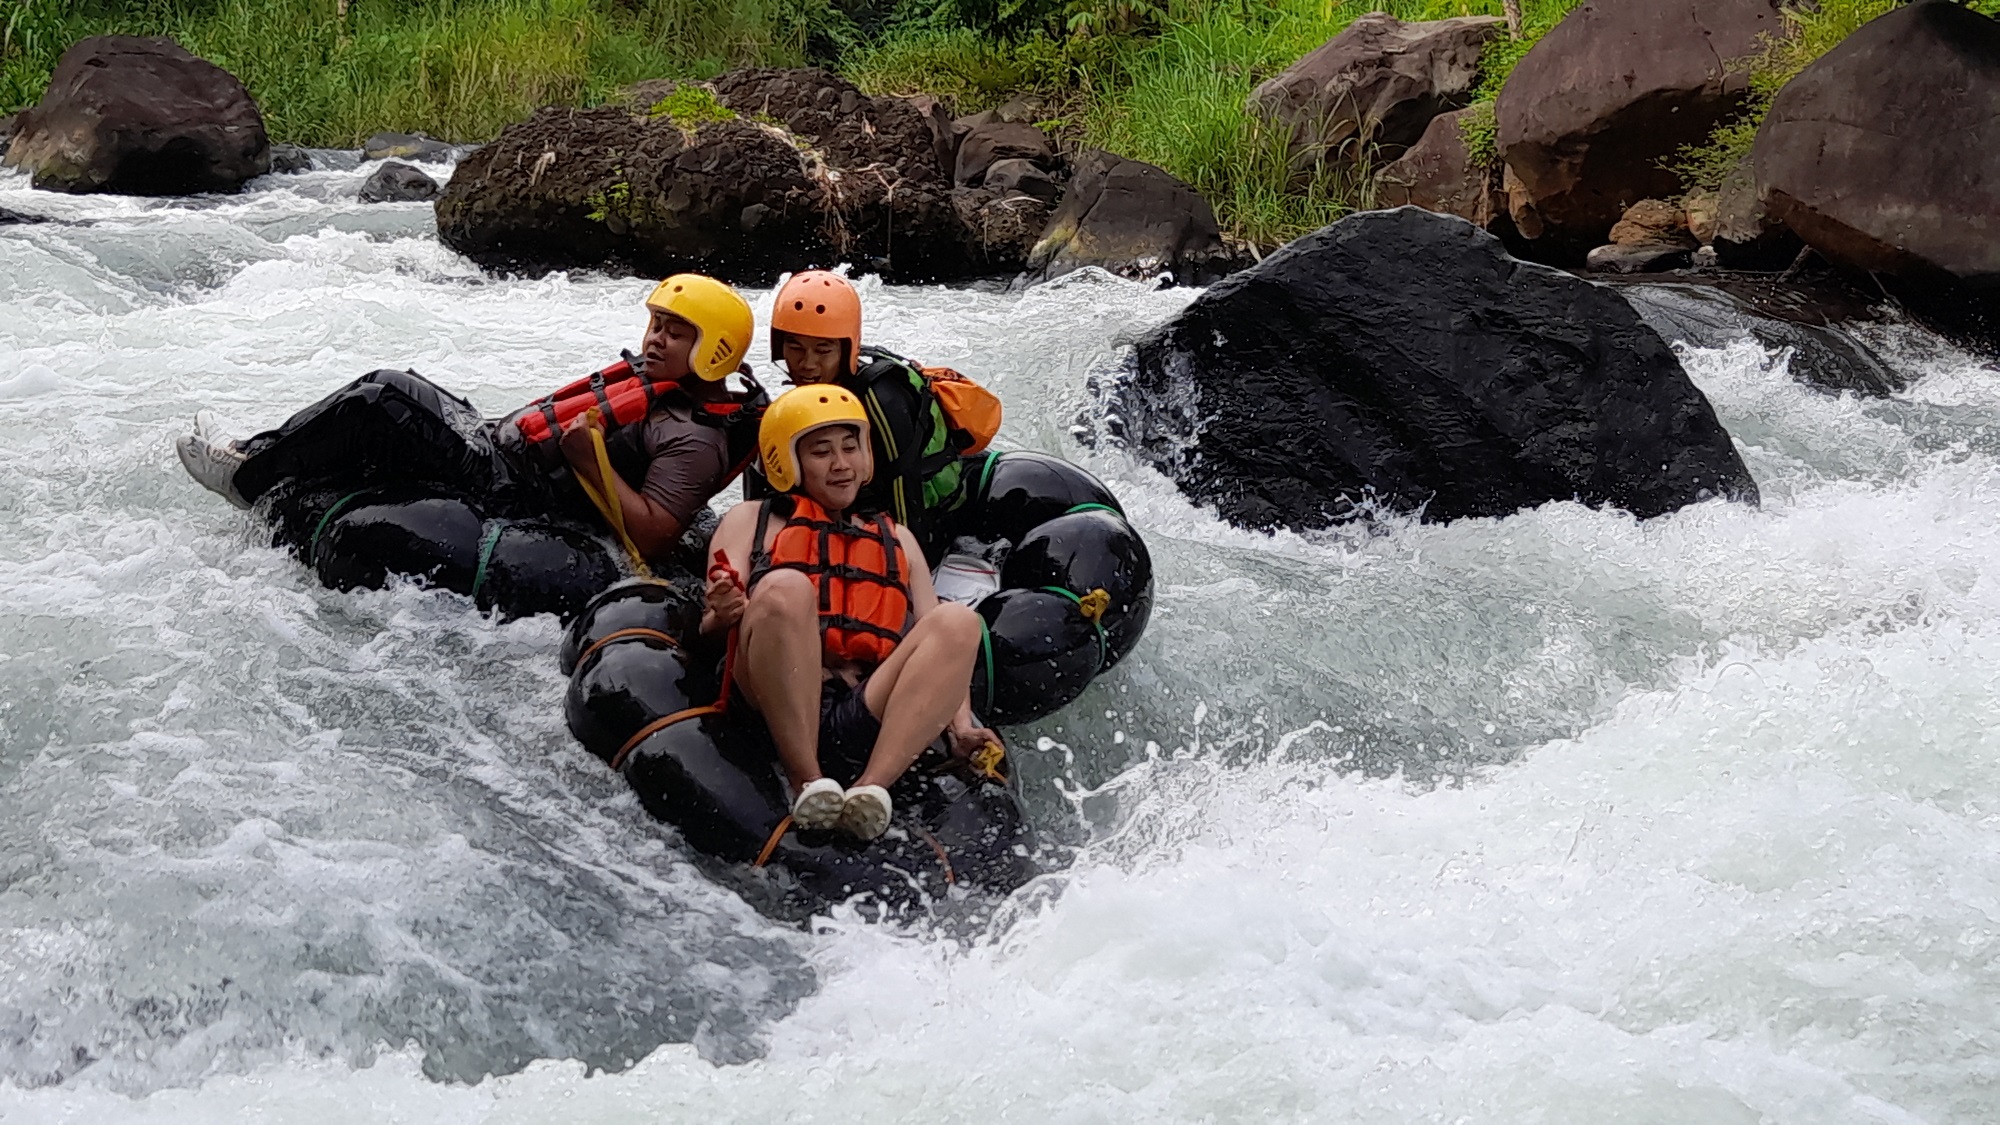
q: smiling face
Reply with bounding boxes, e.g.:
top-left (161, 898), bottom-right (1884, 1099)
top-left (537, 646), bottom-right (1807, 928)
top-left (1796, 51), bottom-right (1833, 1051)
top-left (641, 311), bottom-right (699, 380)
top-left (779, 332), bottom-right (846, 385)
top-left (796, 422), bottom-right (868, 511)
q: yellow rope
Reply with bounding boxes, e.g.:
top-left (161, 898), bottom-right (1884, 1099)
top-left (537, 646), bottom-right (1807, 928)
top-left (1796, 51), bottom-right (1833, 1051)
top-left (969, 741), bottom-right (1009, 784)
top-left (571, 409), bottom-right (652, 579)
top-left (1076, 588), bottom-right (1111, 624)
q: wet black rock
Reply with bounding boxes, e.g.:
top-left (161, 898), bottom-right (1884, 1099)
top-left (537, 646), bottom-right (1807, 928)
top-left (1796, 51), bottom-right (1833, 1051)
top-left (1611, 274), bottom-right (1904, 397)
top-left (359, 160), bottom-right (440, 203)
top-left (268, 144), bottom-right (314, 175)
top-left (1097, 207), bottom-right (1757, 530)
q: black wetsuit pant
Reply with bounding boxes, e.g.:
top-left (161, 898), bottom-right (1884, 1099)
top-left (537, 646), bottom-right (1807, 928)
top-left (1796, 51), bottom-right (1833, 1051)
top-left (233, 369), bottom-right (530, 508)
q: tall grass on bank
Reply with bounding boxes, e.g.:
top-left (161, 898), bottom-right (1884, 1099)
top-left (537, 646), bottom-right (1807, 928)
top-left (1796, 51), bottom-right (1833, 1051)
top-left (0, 0), bottom-right (815, 146)
top-left (844, 0), bottom-right (1581, 245)
top-left (1673, 0), bottom-right (2000, 196)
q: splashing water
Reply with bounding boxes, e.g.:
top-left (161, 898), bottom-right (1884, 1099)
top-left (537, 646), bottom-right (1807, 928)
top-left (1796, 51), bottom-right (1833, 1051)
top-left (2, 157), bottom-right (1997, 1122)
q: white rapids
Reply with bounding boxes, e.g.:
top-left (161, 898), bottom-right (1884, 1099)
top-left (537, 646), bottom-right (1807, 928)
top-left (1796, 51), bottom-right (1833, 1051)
top-left (1, 156), bottom-right (1996, 1123)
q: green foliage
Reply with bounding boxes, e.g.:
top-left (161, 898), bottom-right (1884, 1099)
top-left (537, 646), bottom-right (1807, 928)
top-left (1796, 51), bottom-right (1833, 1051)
top-left (843, 26), bottom-right (1071, 112)
top-left (1069, 0), bottom-right (1582, 245)
top-left (647, 83), bottom-right (736, 131)
top-left (1672, 0), bottom-right (2000, 196)
top-left (0, 0), bottom-right (812, 145)
top-left (586, 176), bottom-right (632, 223)
top-left (1456, 100), bottom-right (1496, 168)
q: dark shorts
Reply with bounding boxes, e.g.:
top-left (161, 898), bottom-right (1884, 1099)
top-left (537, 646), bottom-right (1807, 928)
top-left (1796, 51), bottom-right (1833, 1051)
top-left (729, 674), bottom-right (883, 784)
top-left (818, 676), bottom-right (882, 784)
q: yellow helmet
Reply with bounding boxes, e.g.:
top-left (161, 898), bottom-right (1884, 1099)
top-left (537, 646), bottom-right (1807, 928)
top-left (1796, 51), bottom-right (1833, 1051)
top-left (645, 274), bottom-right (754, 381)
top-left (759, 385), bottom-right (873, 493)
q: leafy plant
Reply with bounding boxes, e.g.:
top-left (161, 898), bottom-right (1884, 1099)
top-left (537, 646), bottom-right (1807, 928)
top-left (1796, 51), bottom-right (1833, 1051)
top-left (1671, 0), bottom-right (2000, 196)
top-left (646, 83), bottom-right (736, 131)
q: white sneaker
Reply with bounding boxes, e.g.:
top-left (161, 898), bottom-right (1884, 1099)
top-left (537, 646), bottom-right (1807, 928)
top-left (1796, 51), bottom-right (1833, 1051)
top-left (192, 409), bottom-right (240, 446)
top-left (176, 430), bottom-right (250, 509)
top-left (790, 777), bottom-right (846, 831)
top-left (837, 784), bottom-right (892, 841)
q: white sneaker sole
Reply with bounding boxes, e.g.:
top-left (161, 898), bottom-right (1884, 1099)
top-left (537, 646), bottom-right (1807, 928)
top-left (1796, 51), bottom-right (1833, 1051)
top-left (837, 785), bottom-right (892, 841)
top-left (791, 778), bottom-right (846, 831)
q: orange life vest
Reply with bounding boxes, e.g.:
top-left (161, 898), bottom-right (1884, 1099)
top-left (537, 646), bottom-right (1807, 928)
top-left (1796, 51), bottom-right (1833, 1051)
top-left (497, 352), bottom-right (768, 479)
top-left (747, 496), bottom-right (911, 666)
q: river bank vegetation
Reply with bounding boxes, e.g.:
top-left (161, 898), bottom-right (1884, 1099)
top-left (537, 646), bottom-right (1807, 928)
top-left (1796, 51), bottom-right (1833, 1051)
top-left (3, 0), bottom-right (1990, 244)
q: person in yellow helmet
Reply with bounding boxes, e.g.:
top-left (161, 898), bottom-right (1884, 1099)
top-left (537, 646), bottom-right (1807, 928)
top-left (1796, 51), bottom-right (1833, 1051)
top-left (176, 274), bottom-right (764, 564)
top-left (703, 386), bottom-right (1001, 840)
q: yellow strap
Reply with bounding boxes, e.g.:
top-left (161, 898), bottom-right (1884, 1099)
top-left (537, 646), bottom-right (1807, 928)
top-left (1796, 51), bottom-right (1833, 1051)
top-left (572, 409), bottom-right (652, 579)
top-left (970, 741), bottom-right (1008, 784)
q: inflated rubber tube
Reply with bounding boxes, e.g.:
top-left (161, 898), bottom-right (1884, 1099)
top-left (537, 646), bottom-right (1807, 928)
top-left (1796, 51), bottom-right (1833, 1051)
top-left (559, 577), bottom-right (706, 676)
top-left (285, 485), bottom-right (619, 621)
top-left (472, 519), bottom-right (620, 622)
top-left (619, 708), bottom-right (1036, 908)
top-left (955, 450), bottom-right (1122, 547)
top-left (1001, 508), bottom-right (1154, 671)
top-left (971, 586), bottom-right (1106, 725)
top-left (563, 632), bottom-right (707, 764)
top-left (314, 493), bottom-right (486, 594)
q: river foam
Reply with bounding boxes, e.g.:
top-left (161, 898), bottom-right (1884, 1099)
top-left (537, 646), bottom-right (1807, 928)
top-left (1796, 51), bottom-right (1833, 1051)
top-left (2, 159), bottom-right (1996, 1121)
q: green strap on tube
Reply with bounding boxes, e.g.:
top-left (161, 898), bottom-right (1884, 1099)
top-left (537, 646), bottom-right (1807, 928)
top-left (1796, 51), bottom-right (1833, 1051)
top-left (1038, 585), bottom-right (1109, 675)
top-left (308, 490), bottom-right (366, 568)
top-left (470, 519), bottom-right (507, 602)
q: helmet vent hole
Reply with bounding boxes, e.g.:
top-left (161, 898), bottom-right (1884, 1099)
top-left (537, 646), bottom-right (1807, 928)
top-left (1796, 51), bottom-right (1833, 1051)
top-left (815, 304), bottom-right (826, 314)
top-left (793, 301), bottom-right (804, 310)
top-left (673, 284), bottom-right (683, 292)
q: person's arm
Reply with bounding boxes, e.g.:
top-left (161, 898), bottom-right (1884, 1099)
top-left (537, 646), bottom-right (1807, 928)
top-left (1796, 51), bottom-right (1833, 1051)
top-left (559, 416), bottom-right (722, 561)
top-left (700, 502), bottom-right (757, 636)
top-left (899, 523), bottom-right (940, 619)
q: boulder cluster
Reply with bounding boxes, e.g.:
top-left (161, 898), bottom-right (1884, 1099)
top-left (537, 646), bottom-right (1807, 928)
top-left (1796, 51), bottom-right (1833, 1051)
top-left (433, 70), bottom-right (1247, 285)
top-left (1284, 0), bottom-right (1998, 343)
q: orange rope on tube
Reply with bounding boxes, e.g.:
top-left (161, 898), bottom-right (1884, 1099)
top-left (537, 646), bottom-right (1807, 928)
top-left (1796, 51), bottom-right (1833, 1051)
top-left (754, 816), bottom-right (794, 868)
top-left (574, 627), bottom-right (682, 670)
top-left (608, 705), bottom-right (721, 771)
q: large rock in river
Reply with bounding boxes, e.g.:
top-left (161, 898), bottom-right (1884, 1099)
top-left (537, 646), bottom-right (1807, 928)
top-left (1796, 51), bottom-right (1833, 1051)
top-left (1249, 13), bottom-right (1504, 174)
top-left (1096, 207), bottom-right (1756, 530)
top-left (437, 70), bottom-right (976, 282)
top-left (1753, 1), bottom-right (2000, 344)
top-left (1497, 0), bottom-right (1784, 256)
top-left (3, 36), bottom-right (269, 195)
top-left (1026, 149), bottom-right (1244, 286)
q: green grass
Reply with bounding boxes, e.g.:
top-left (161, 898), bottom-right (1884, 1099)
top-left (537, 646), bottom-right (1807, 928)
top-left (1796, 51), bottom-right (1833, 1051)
top-left (1673, 0), bottom-right (2000, 196)
top-left (1, 0), bottom-right (811, 146)
top-left (844, 0), bottom-right (1586, 245)
top-left (1046, 0), bottom-right (1581, 245)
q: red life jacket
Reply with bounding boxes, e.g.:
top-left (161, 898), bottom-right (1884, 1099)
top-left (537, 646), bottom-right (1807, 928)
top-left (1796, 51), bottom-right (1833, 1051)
top-left (498, 352), bottom-right (768, 481)
top-left (747, 496), bottom-right (911, 666)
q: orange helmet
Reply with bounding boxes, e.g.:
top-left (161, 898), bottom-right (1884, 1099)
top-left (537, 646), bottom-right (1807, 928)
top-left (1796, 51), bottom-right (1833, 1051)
top-left (770, 270), bottom-right (862, 374)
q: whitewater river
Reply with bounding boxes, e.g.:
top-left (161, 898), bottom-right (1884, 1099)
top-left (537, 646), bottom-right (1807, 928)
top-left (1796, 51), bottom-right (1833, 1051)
top-left (1, 156), bottom-right (1996, 1123)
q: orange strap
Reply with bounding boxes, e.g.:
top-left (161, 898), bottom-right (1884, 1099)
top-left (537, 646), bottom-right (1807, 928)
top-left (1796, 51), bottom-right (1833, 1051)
top-left (609, 705), bottom-right (722, 771)
top-left (575, 626), bottom-right (682, 670)
top-left (914, 825), bottom-right (956, 886)
top-left (754, 815), bottom-right (794, 867)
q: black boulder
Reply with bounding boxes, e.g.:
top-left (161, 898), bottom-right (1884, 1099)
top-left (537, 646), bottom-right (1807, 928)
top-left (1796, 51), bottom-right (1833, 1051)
top-left (1100, 207), bottom-right (1757, 530)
